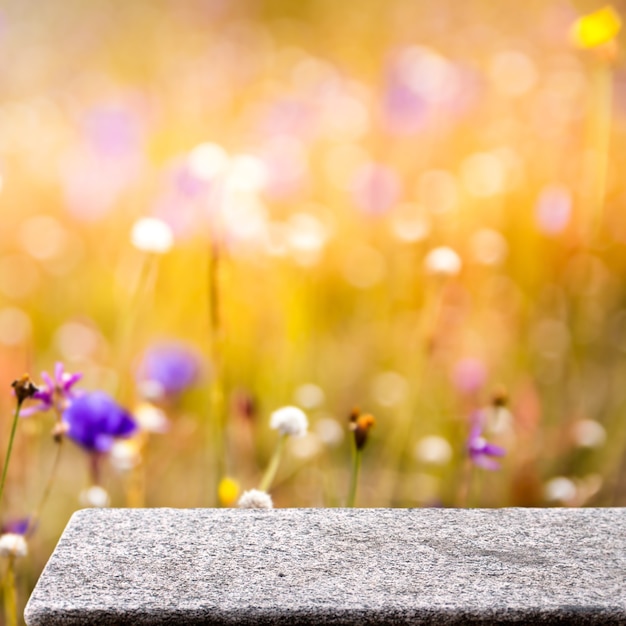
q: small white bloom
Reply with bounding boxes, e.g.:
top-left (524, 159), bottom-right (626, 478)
top-left (110, 439), bottom-right (142, 472)
top-left (269, 406), bottom-right (308, 437)
top-left (572, 419), bottom-right (606, 448)
top-left (485, 406), bottom-right (514, 436)
top-left (188, 142), bottom-right (229, 181)
top-left (424, 246), bottom-right (462, 276)
top-left (0, 533), bottom-right (28, 559)
top-left (130, 218), bottom-right (173, 254)
top-left (470, 228), bottom-right (508, 266)
top-left (314, 416), bottom-right (345, 446)
top-left (293, 383), bottom-right (325, 409)
top-left (134, 402), bottom-right (170, 434)
top-left (544, 477), bottom-right (577, 503)
top-left (237, 489), bottom-right (273, 509)
top-left (80, 485), bottom-right (110, 508)
top-left (138, 380), bottom-right (165, 401)
top-left (414, 435), bottom-right (453, 465)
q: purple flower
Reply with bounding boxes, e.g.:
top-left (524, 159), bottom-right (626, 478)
top-left (63, 392), bottom-right (137, 453)
top-left (382, 75), bottom-right (428, 135)
top-left (2, 518), bottom-right (29, 535)
top-left (20, 362), bottom-right (82, 417)
top-left (137, 343), bottom-right (201, 398)
top-left (83, 104), bottom-right (144, 159)
top-left (467, 413), bottom-right (505, 471)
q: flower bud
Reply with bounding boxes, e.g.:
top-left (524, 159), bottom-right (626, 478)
top-left (11, 374), bottom-right (39, 404)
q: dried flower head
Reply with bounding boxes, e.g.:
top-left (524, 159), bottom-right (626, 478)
top-left (0, 533), bottom-right (28, 559)
top-left (232, 389), bottom-right (257, 421)
top-left (349, 409), bottom-right (376, 451)
top-left (269, 406), bottom-right (308, 438)
top-left (491, 387), bottom-right (508, 408)
top-left (11, 374), bottom-right (39, 404)
top-left (237, 489), bottom-right (273, 509)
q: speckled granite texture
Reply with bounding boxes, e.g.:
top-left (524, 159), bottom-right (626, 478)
top-left (25, 508), bottom-right (626, 625)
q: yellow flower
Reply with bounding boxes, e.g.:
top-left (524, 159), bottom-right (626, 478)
top-left (218, 477), bottom-right (241, 507)
top-left (571, 6), bottom-right (621, 49)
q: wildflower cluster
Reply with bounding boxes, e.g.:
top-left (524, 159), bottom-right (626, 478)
top-left (3, 0), bottom-right (625, 620)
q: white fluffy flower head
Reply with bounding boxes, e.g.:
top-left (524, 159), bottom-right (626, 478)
top-left (424, 246), bottom-right (462, 276)
top-left (269, 406), bottom-right (308, 437)
top-left (237, 489), bottom-right (273, 509)
top-left (0, 533), bottom-right (28, 559)
top-left (80, 485), bottom-right (110, 508)
top-left (130, 218), bottom-right (173, 254)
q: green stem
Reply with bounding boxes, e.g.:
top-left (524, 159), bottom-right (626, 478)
top-left (347, 446), bottom-right (362, 508)
top-left (116, 252), bottom-right (159, 399)
top-left (208, 239), bottom-right (227, 506)
top-left (3, 556), bottom-right (17, 626)
top-left (27, 438), bottom-right (64, 538)
top-left (259, 435), bottom-right (286, 493)
top-left (0, 401), bottom-right (23, 511)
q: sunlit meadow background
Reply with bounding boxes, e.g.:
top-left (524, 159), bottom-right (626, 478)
top-left (1, 0), bottom-right (626, 612)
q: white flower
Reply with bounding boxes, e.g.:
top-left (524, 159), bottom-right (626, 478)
top-left (134, 402), bottom-right (170, 434)
top-left (80, 485), bottom-right (110, 508)
top-left (110, 439), bottom-right (142, 472)
top-left (314, 416), bottom-right (345, 446)
top-left (0, 533), bottom-right (27, 559)
top-left (572, 419), bottom-right (606, 448)
top-left (269, 406), bottom-right (308, 437)
top-left (414, 435), bottom-right (453, 465)
top-left (187, 142), bottom-right (229, 181)
top-left (237, 489), bottom-right (273, 509)
top-left (130, 218), bottom-right (173, 254)
top-left (424, 246), bottom-right (462, 276)
top-left (544, 477), bottom-right (577, 503)
top-left (293, 383), bottom-right (325, 409)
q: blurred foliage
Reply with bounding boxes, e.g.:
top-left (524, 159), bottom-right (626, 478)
top-left (1, 0), bottom-right (626, 616)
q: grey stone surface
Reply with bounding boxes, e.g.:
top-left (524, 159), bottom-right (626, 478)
top-left (25, 508), bottom-right (626, 625)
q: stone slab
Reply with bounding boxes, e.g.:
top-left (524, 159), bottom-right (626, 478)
top-left (25, 508), bottom-right (626, 625)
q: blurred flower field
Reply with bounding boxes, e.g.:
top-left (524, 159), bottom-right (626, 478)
top-left (1, 0), bottom-right (626, 619)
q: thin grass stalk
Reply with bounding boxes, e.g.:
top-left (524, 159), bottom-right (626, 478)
top-left (259, 435), bottom-right (287, 493)
top-left (208, 238), bottom-right (228, 505)
top-left (3, 556), bottom-right (17, 626)
top-left (0, 401), bottom-right (23, 511)
top-left (26, 438), bottom-right (63, 538)
top-left (347, 445), bottom-right (362, 508)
